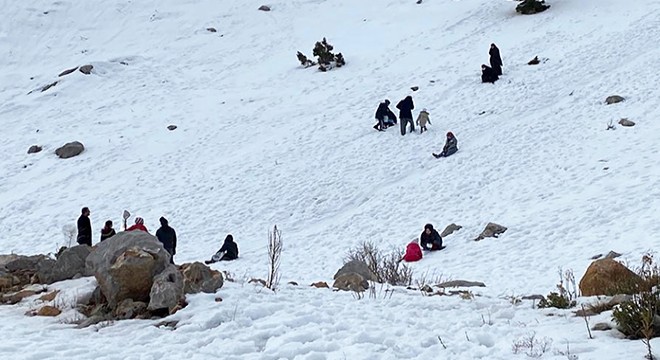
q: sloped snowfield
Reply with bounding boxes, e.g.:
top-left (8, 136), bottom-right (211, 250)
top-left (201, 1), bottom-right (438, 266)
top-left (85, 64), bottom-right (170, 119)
top-left (1, 0), bottom-right (659, 358)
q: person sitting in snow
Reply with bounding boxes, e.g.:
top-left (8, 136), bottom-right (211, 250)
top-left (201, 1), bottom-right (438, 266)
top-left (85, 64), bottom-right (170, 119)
top-left (373, 99), bottom-right (397, 131)
top-left (433, 132), bottom-right (458, 158)
top-left (126, 217), bottom-right (149, 233)
top-left (205, 234), bottom-right (239, 264)
top-left (481, 64), bottom-right (499, 83)
top-left (420, 224), bottom-right (443, 251)
top-left (416, 109), bottom-right (431, 134)
top-left (402, 239), bottom-right (423, 262)
top-left (100, 220), bottom-right (116, 242)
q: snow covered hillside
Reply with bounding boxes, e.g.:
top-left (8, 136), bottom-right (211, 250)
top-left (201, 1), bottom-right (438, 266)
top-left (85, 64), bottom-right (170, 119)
top-left (1, 0), bottom-right (659, 358)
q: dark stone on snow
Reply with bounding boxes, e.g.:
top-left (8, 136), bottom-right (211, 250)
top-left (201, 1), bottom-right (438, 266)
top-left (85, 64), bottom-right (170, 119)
top-left (27, 145), bottom-right (42, 154)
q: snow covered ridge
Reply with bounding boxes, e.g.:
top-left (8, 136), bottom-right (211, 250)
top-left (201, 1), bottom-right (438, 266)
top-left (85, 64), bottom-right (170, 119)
top-left (1, 0), bottom-right (660, 358)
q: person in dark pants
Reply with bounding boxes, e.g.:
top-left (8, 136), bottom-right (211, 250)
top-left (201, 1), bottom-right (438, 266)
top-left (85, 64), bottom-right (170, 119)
top-left (76, 207), bottom-right (92, 246)
top-left (205, 235), bottom-right (239, 264)
top-left (433, 132), bottom-right (458, 158)
top-left (100, 220), bottom-right (116, 242)
top-left (489, 43), bottom-right (503, 76)
top-left (156, 217), bottom-right (177, 264)
top-left (481, 64), bottom-right (499, 83)
top-left (396, 96), bottom-right (415, 135)
top-left (373, 99), bottom-right (397, 131)
top-left (420, 224), bottom-right (443, 251)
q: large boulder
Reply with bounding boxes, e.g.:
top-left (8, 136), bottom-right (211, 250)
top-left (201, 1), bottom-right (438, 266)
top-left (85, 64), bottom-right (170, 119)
top-left (474, 222), bottom-right (507, 241)
top-left (86, 231), bottom-right (170, 308)
top-left (4, 254), bottom-right (55, 285)
top-left (180, 262), bottom-right (224, 294)
top-left (579, 259), bottom-right (643, 296)
top-left (55, 141), bottom-right (85, 159)
top-left (333, 260), bottom-right (377, 282)
top-left (114, 299), bottom-right (148, 320)
top-left (39, 245), bottom-right (91, 284)
top-left (148, 265), bottom-right (184, 312)
top-left (333, 273), bottom-right (369, 292)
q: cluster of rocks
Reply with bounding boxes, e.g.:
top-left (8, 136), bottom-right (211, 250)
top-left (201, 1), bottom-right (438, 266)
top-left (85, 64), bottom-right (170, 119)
top-left (27, 141), bottom-right (85, 159)
top-left (604, 95), bottom-right (636, 128)
top-left (1, 231), bottom-right (223, 326)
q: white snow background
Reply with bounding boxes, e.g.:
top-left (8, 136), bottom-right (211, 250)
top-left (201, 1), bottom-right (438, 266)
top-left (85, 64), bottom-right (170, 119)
top-left (1, 0), bottom-right (659, 358)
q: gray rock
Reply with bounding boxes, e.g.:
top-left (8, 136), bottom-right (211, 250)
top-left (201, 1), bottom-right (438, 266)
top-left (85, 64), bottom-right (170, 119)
top-left (618, 118), bottom-right (635, 127)
top-left (55, 141), bottom-right (85, 159)
top-left (167, 125), bottom-right (177, 131)
top-left (258, 5), bottom-right (271, 11)
top-left (333, 260), bottom-right (378, 282)
top-left (206, 27), bottom-right (217, 33)
top-left (522, 294), bottom-right (545, 300)
top-left (5, 255), bottom-right (51, 273)
top-left (76, 314), bottom-right (108, 328)
top-left (148, 265), bottom-right (184, 312)
top-left (436, 280), bottom-right (486, 288)
top-left (86, 231), bottom-right (170, 308)
top-left (41, 81), bottom-right (58, 92)
top-left (79, 65), bottom-right (94, 75)
top-left (58, 67), bottom-right (79, 77)
top-left (27, 145), bottom-right (42, 154)
top-left (333, 273), bottom-right (369, 292)
top-left (605, 95), bottom-right (625, 105)
top-left (474, 222), bottom-right (507, 241)
top-left (607, 294), bottom-right (632, 307)
top-left (440, 223), bottom-right (462, 237)
top-left (592, 322), bottom-right (612, 331)
top-left (180, 262), bottom-right (224, 294)
top-left (39, 245), bottom-right (92, 284)
top-left (605, 251), bottom-right (622, 259)
top-left (0, 254), bottom-right (21, 269)
top-left (113, 299), bottom-right (148, 320)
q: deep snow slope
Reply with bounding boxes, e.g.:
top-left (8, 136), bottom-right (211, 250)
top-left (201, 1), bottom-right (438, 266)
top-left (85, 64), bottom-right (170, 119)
top-left (1, 0), bottom-right (660, 357)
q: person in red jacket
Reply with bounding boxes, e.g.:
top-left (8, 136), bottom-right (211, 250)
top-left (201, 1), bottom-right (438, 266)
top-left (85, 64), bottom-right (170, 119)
top-left (402, 240), bottom-right (423, 262)
top-left (126, 217), bottom-right (149, 233)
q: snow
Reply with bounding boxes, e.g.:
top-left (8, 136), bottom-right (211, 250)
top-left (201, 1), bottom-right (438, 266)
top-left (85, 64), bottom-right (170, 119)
top-left (1, 0), bottom-right (659, 358)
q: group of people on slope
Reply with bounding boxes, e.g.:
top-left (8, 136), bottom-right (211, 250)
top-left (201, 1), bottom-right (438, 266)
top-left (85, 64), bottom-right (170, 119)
top-left (402, 223), bottom-right (445, 262)
top-left (373, 96), bottom-right (458, 158)
top-left (481, 43), bottom-right (503, 84)
top-left (76, 207), bottom-right (237, 265)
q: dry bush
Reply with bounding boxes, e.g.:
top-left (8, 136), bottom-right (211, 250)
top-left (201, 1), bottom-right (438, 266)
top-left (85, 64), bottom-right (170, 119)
top-left (511, 332), bottom-right (553, 358)
top-left (345, 241), bottom-right (413, 286)
top-left (538, 268), bottom-right (577, 309)
top-left (266, 226), bottom-right (283, 291)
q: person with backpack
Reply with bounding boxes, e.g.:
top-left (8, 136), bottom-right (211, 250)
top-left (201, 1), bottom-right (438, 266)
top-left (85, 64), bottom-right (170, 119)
top-left (126, 217), bottom-right (149, 233)
top-left (373, 99), bottom-right (397, 131)
top-left (205, 234), bottom-right (239, 264)
top-left (416, 109), bottom-right (431, 134)
top-left (396, 95), bottom-right (415, 135)
top-left (100, 220), bottom-right (116, 242)
top-left (156, 217), bottom-right (177, 264)
top-left (420, 224), bottom-right (443, 251)
top-left (433, 132), bottom-right (458, 158)
top-left (489, 43), bottom-right (503, 76)
top-left (76, 207), bottom-right (92, 246)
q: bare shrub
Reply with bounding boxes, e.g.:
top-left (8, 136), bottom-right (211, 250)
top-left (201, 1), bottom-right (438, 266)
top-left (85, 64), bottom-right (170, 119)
top-left (62, 224), bottom-right (77, 248)
top-left (511, 332), bottom-right (553, 358)
top-left (345, 241), bottom-right (413, 286)
top-left (266, 225), bottom-right (283, 291)
top-left (538, 268), bottom-right (577, 309)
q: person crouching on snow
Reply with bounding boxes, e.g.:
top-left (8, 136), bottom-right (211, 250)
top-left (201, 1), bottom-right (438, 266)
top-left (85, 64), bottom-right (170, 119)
top-left (420, 224), bottom-right (443, 251)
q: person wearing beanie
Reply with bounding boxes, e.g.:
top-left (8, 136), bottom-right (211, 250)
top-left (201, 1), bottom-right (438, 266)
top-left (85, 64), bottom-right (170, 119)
top-left (420, 223), bottom-right (444, 251)
top-left (205, 234), bottom-right (239, 264)
top-left (100, 220), bottom-right (116, 242)
top-left (126, 216), bottom-right (149, 233)
top-left (433, 131), bottom-right (458, 158)
top-left (416, 108), bottom-right (431, 134)
top-left (156, 217), bottom-right (177, 264)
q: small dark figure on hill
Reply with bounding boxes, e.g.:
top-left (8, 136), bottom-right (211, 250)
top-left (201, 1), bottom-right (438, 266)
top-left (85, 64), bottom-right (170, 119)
top-left (433, 132), bottom-right (458, 158)
top-left (489, 43), bottom-right (503, 75)
top-left (77, 207), bottom-right (92, 246)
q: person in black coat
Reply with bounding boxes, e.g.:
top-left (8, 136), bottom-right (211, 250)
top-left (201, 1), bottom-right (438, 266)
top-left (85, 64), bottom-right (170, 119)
top-left (396, 96), bottom-right (415, 136)
top-left (156, 217), bottom-right (177, 263)
top-left (481, 64), bottom-right (499, 83)
top-left (420, 224), bottom-right (443, 251)
top-left (205, 234), bottom-right (239, 264)
top-left (100, 220), bottom-right (116, 242)
top-left (489, 43), bottom-right (503, 76)
top-left (373, 99), bottom-right (397, 131)
top-left (76, 207), bottom-right (92, 246)
top-left (433, 131), bottom-right (458, 158)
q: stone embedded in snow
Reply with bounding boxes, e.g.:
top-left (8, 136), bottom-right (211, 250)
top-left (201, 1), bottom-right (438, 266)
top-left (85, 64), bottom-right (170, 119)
top-left (258, 5), bottom-right (271, 11)
top-left (36, 305), bottom-right (61, 317)
top-left (55, 141), bottom-right (85, 159)
top-left (440, 223), bottom-right (462, 237)
top-left (41, 81), bottom-right (58, 92)
top-left (311, 281), bottom-right (329, 288)
top-left (79, 65), bottom-right (94, 75)
top-left (333, 260), bottom-right (377, 282)
top-left (474, 222), bottom-right (507, 241)
top-left (206, 27), bottom-right (217, 33)
top-left (27, 145), bottom-right (42, 154)
top-left (579, 258), bottom-right (641, 296)
top-left (58, 67), bottom-right (79, 77)
top-left (618, 118), bottom-right (635, 127)
top-left (333, 273), bottom-right (369, 292)
top-left (167, 125), bottom-right (178, 131)
top-left (605, 95), bottom-right (624, 104)
top-left (436, 280), bottom-right (486, 288)
top-left (528, 56), bottom-right (540, 65)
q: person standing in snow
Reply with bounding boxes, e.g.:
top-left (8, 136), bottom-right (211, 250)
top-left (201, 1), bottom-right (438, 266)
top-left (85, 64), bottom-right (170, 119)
top-left (373, 99), bottom-right (397, 131)
top-left (489, 43), bottom-right (503, 76)
top-left (433, 131), bottom-right (458, 158)
top-left (402, 240), bottom-right (423, 262)
top-left (205, 234), bottom-right (239, 264)
top-left (126, 217), bottom-right (149, 233)
top-left (420, 224), bottom-right (443, 251)
top-left (416, 109), bottom-right (431, 134)
top-left (100, 220), bottom-right (116, 242)
top-left (481, 64), bottom-right (499, 83)
top-left (397, 95), bottom-right (415, 136)
top-left (156, 217), bottom-right (177, 264)
top-left (76, 207), bottom-right (92, 246)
